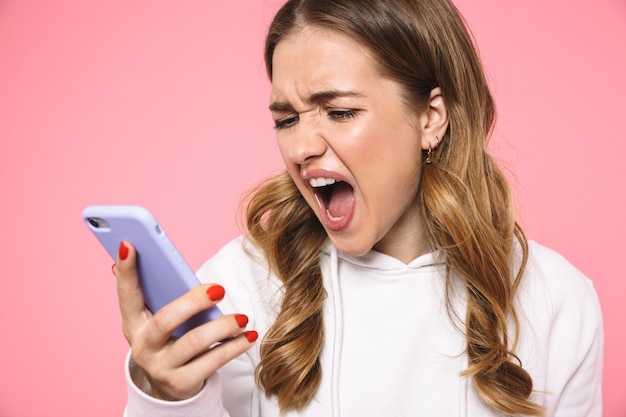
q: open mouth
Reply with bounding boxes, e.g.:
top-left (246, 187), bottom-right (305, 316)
top-left (309, 177), bottom-right (355, 227)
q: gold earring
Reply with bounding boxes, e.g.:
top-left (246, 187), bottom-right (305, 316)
top-left (425, 136), bottom-right (439, 164)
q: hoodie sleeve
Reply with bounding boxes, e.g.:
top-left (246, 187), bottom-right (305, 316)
top-left (123, 351), bottom-right (231, 417)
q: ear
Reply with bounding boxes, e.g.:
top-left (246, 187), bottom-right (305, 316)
top-left (419, 87), bottom-right (449, 151)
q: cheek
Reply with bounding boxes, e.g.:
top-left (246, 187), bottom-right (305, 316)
top-left (357, 140), bottom-right (422, 200)
top-left (275, 137), bottom-right (317, 208)
top-left (280, 156), bottom-right (315, 207)
top-left (338, 124), bottom-right (373, 158)
top-left (282, 158), bottom-right (302, 190)
top-left (349, 125), bottom-right (421, 175)
top-left (277, 139), bottom-right (303, 181)
top-left (277, 138), bottom-right (290, 163)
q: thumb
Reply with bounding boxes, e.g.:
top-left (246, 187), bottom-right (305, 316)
top-left (115, 241), bottom-right (149, 341)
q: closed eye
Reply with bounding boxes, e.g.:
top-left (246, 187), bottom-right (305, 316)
top-left (273, 114), bottom-right (299, 131)
top-left (273, 109), bottom-right (360, 130)
top-left (329, 109), bottom-right (360, 121)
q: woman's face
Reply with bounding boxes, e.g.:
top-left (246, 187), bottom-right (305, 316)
top-left (270, 26), bottom-right (440, 262)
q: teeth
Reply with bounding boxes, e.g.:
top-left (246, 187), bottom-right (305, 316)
top-left (326, 209), bottom-right (344, 222)
top-left (309, 177), bottom-right (337, 188)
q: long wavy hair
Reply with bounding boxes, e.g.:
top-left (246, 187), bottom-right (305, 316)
top-left (245, 0), bottom-right (543, 415)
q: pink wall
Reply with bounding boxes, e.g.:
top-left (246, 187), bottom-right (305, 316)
top-left (0, 1), bottom-right (623, 416)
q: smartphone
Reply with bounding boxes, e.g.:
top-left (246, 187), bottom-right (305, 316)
top-left (82, 205), bottom-right (222, 338)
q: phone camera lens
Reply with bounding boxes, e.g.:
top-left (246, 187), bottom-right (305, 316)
top-left (87, 217), bottom-right (110, 229)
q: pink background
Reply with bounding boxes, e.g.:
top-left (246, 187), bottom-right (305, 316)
top-left (0, 0), bottom-right (624, 416)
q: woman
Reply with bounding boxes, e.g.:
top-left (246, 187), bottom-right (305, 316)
top-left (116, 0), bottom-right (603, 415)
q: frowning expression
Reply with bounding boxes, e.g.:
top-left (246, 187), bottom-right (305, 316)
top-left (270, 26), bottom-right (434, 261)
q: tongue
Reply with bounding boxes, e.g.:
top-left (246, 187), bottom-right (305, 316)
top-left (327, 182), bottom-right (354, 218)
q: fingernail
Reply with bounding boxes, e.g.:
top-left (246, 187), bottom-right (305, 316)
top-left (235, 314), bottom-right (248, 328)
top-left (244, 330), bottom-right (258, 343)
top-left (118, 241), bottom-right (129, 260)
top-left (111, 263), bottom-right (117, 276)
top-left (207, 285), bottom-right (225, 301)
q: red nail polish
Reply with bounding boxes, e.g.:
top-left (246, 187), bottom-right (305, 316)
top-left (118, 241), bottom-right (129, 260)
top-left (244, 330), bottom-right (258, 343)
top-left (207, 285), bottom-right (225, 301)
top-left (111, 263), bottom-right (117, 276)
top-left (235, 314), bottom-right (248, 328)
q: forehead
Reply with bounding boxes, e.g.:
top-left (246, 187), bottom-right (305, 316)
top-left (269, 26), bottom-right (383, 102)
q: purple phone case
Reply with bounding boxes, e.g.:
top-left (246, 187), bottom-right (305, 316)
top-left (83, 205), bottom-right (222, 337)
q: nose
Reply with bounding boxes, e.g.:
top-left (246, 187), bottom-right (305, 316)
top-left (285, 115), bottom-right (328, 165)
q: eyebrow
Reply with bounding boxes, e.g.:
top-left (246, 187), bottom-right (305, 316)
top-left (269, 90), bottom-right (364, 112)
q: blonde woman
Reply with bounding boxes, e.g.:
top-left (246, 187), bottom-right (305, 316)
top-left (115, 0), bottom-right (603, 415)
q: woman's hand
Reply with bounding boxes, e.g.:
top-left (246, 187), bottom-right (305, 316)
top-left (113, 241), bottom-right (258, 401)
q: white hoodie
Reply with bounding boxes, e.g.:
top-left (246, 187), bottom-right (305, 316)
top-left (124, 236), bottom-right (603, 417)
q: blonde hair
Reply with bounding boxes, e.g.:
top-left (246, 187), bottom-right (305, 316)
top-left (246, 0), bottom-right (544, 415)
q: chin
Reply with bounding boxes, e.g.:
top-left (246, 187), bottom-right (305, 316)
top-left (328, 235), bottom-right (374, 258)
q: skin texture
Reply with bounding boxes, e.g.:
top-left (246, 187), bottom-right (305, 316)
top-left (270, 26), bottom-right (449, 264)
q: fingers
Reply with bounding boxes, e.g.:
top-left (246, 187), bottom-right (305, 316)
top-left (142, 329), bottom-right (258, 401)
top-left (111, 241), bottom-right (259, 401)
top-left (155, 328), bottom-right (258, 398)
top-left (167, 313), bottom-right (252, 366)
top-left (194, 329), bottom-right (258, 372)
top-left (132, 312), bottom-right (258, 401)
top-left (114, 240), bottom-right (232, 346)
top-left (194, 329), bottom-right (258, 373)
top-left (114, 241), bottom-right (149, 342)
top-left (143, 284), bottom-right (224, 346)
